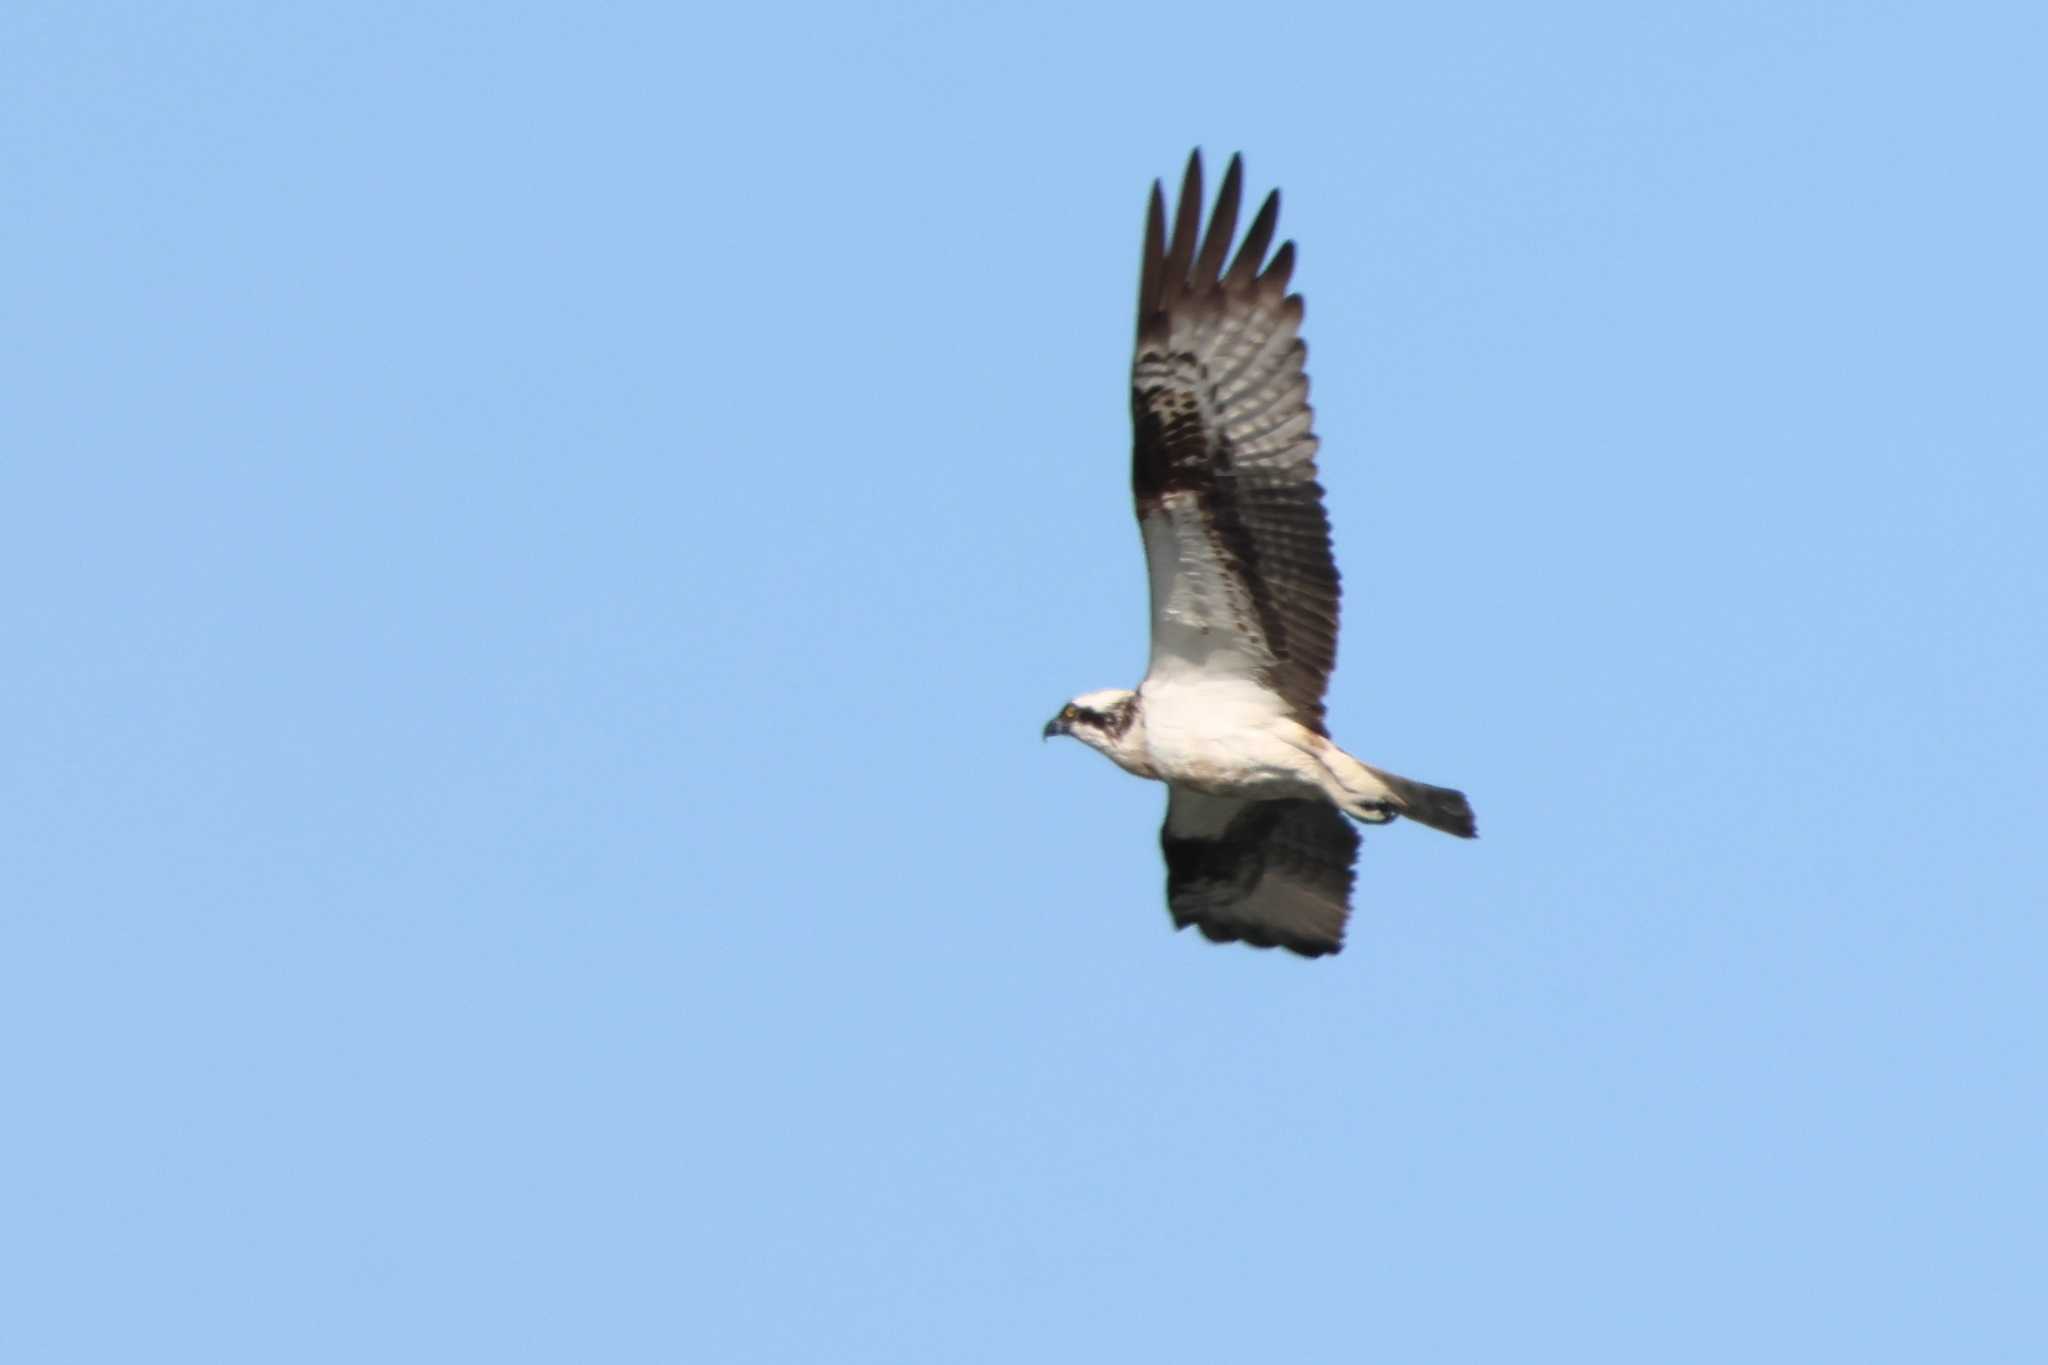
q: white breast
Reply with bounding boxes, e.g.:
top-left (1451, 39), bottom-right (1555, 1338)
top-left (1138, 676), bottom-right (1327, 799)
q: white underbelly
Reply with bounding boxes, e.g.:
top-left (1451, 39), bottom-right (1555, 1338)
top-left (1140, 696), bottom-right (1329, 800)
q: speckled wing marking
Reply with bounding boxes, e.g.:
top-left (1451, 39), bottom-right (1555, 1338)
top-left (1160, 789), bottom-right (1361, 958)
top-left (1131, 151), bottom-right (1341, 732)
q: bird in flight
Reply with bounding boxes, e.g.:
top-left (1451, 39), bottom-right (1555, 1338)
top-left (1044, 151), bottom-right (1475, 958)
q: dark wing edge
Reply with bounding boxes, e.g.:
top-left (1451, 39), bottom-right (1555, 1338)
top-left (1161, 790), bottom-right (1361, 959)
top-left (1131, 150), bottom-right (1341, 730)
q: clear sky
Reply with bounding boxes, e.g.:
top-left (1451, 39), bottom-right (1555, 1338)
top-left (4, 3), bottom-right (2044, 1361)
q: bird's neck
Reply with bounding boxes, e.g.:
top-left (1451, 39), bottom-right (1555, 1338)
top-left (1092, 708), bottom-right (1156, 780)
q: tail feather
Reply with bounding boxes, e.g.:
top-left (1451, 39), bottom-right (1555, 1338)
top-left (1364, 765), bottom-right (1478, 839)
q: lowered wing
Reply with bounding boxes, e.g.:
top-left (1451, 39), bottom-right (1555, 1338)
top-left (1131, 151), bottom-right (1341, 732)
top-left (1161, 788), bottom-right (1360, 957)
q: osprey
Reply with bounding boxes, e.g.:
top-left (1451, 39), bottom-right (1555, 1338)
top-left (1045, 151), bottom-right (1476, 959)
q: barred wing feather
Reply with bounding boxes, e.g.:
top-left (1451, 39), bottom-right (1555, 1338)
top-left (1161, 789), bottom-right (1360, 957)
top-left (1130, 152), bottom-right (1341, 731)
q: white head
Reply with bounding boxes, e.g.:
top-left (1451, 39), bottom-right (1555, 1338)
top-left (1042, 688), bottom-right (1146, 770)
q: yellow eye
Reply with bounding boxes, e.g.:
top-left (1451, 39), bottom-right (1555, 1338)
top-left (1062, 704), bottom-right (1079, 721)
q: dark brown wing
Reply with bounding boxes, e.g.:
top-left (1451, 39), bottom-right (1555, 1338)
top-left (1160, 789), bottom-right (1360, 958)
top-left (1131, 151), bottom-right (1341, 731)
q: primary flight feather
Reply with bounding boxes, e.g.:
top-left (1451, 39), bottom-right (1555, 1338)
top-left (1044, 151), bottom-right (1475, 959)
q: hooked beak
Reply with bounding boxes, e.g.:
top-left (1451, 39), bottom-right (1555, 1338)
top-left (1042, 714), bottom-right (1068, 741)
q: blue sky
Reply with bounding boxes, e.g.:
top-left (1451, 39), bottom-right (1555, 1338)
top-left (4, 2), bottom-right (2044, 1360)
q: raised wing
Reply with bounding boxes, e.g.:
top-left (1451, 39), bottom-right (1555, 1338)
top-left (1160, 789), bottom-right (1360, 958)
top-left (1131, 151), bottom-right (1340, 731)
